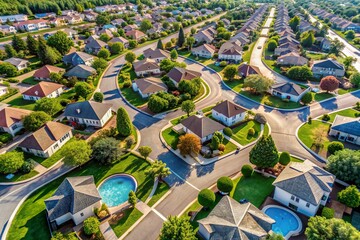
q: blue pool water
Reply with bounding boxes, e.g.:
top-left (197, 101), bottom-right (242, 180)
top-left (265, 207), bottom-right (300, 237)
top-left (98, 175), bottom-right (137, 207)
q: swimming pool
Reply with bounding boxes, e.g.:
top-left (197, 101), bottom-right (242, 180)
top-left (98, 174), bottom-right (137, 207)
top-left (262, 205), bottom-right (302, 239)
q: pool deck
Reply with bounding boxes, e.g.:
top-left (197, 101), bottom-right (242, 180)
top-left (261, 197), bottom-right (308, 240)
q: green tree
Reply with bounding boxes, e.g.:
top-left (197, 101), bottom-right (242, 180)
top-left (198, 189), bottom-right (215, 209)
top-left (35, 98), bottom-right (62, 116)
top-left (186, 36), bottom-right (195, 50)
top-left (125, 51), bottom-right (136, 64)
top-left (97, 48), bottom-right (110, 59)
top-left (62, 140), bottom-right (92, 166)
top-left (157, 39), bottom-right (164, 50)
top-left (145, 160), bottom-right (171, 181)
top-left (170, 49), bottom-right (178, 61)
top-left (267, 40), bottom-right (278, 51)
top-left (128, 190), bottom-right (137, 207)
top-left (116, 107), bottom-right (133, 137)
top-left (286, 66), bottom-right (313, 81)
top-left (329, 39), bottom-right (345, 56)
top-left (279, 152), bottom-right (291, 165)
top-left (343, 56), bottom-right (357, 70)
top-left (4, 44), bottom-right (17, 58)
top-left (92, 58), bottom-right (108, 72)
top-left (160, 59), bottom-right (186, 72)
top-left (350, 72), bottom-right (360, 87)
top-left (178, 78), bottom-right (201, 96)
top-left (345, 30), bottom-right (356, 40)
top-left (148, 95), bottom-right (169, 113)
top-left (250, 135), bottom-right (278, 168)
top-left (37, 36), bottom-right (61, 65)
top-left (93, 92), bottom-right (104, 102)
top-left (338, 185), bottom-right (360, 208)
top-left (26, 34), bottom-right (38, 55)
top-left (177, 27), bottom-right (185, 47)
top-left (300, 31), bottom-right (315, 48)
top-left (0, 62), bottom-right (18, 77)
top-left (244, 74), bottom-right (274, 93)
top-left (217, 176), bottom-right (234, 193)
top-left (210, 135), bottom-right (220, 150)
top-left (159, 216), bottom-right (197, 240)
top-left (96, 13), bottom-right (110, 25)
top-left (83, 217), bottom-right (100, 236)
top-left (267, 233), bottom-right (284, 240)
top-left (289, 15), bottom-right (300, 32)
top-left (138, 146), bottom-right (152, 159)
top-left (223, 65), bottom-right (237, 80)
top-left (181, 100), bottom-right (195, 117)
top-left (0, 151), bottom-right (24, 174)
top-left (92, 137), bottom-right (123, 165)
top-left (99, 33), bottom-right (111, 42)
top-left (140, 19), bottom-right (153, 32)
top-left (74, 82), bottom-right (94, 99)
top-left (12, 34), bottom-right (27, 52)
top-left (301, 91), bottom-right (313, 104)
top-left (109, 42), bottom-right (124, 55)
top-left (23, 111), bottom-right (51, 131)
top-left (47, 31), bottom-right (74, 55)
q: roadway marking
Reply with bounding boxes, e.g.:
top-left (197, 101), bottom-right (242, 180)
top-left (152, 209), bottom-right (167, 221)
top-left (170, 170), bottom-right (200, 191)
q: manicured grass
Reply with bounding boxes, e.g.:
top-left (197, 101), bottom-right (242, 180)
top-left (162, 127), bottom-right (180, 149)
top-left (0, 170), bottom-right (39, 183)
top-left (338, 88), bottom-right (359, 95)
top-left (263, 46), bottom-right (281, 74)
top-left (242, 42), bottom-right (255, 63)
top-left (231, 120), bottom-right (261, 146)
top-left (111, 208), bottom-right (143, 238)
top-left (8, 154), bottom-right (154, 240)
top-left (223, 79), bottom-right (244, 93)
top-left (240, 91), bottom-right (303, 109)
top-left (306, 52), bottom-right (327, 60)
top-left (5, 96), bottom-right (36, 110)
top-left (121, 87), bottom-right (149, 107)
top-left (170, 105), bottom-right (214, 125)
top-left (290, 155), bottom-right (304, 162)
top-left (312, 92), bottom-right (334, 102)
top-left (263, 124), bottom-right (270, 136)
top-left (147, 182), bottom-right (170, 207)
top-left (58, 89), bottom-right (76, 101)
top-left (328, 108), bottom-right (360, 123)
top-left (21, 77), bottom-right (38, 85)
top-left (222, 138), bottom-right (238, 155)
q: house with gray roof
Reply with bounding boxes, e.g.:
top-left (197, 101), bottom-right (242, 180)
top-left (64, 64), bottom-right (96, 80)
top-left (212, 100), bottom-right (247, 126)
top-left (62, 51), bottom-right (94, 66)
top-left (198, 196), bottom-right (275, 240)
top-left (273, 160), bottom-right (335, 217)
top-left (329, 115), bottom-right (360, 145)
top-left (45, 176), bottom-right (102, 229)
top-left (132, 77), bottom-right (167, 98)
top-left (85, 39), bottom-right (108, 54)
top-left (64, 100), bottom-right (112, 127)
top-left (270, 82), bottom-right (311, 102)
top-left (311, 59), bottom-right (345, 78)
top-left (181, 115), bottom-right (225, 143)
top-left (4, 57), bottom-right (29, 70)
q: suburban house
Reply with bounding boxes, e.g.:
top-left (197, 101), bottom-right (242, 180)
top-left (0, 107), bottom-right (32, 136)
top-left (329, 115), bottom-right (360, 145)
top-left (0, 84), bottom-right (7, 96)
top-left (194, 27), bottom-right (216, 44)
top-left (270, 82), bottom-right (311, 102)
top-left (22, 82), bottom-right (64, 101)
top-left (0, 14), bottom-right (28, 23)
top-left (64, 101), bottom-right (112, 128)
top-left (45, 176), bottom-right (102, 229)
top-left (143, 48), bottom-right (169, 62)
top-left (62, 51), bottom-right (94, 66)
top-left (85, 35), bottom-right (99, 44)
top-left (4, 57), bottom-right (29, 70)
top-left (111, 18), bottom-right (126, 26)
top-left (212, 100), bottom-right (247, 126)
top-left (167, 67), bottom-right (202, 87)
top-left (19, 122), bottom-right (72, 158)
top-left (123, 24), bottom-right (138, 33)
top-left (320, 38), bottom-right (331, 52)
top-left (311, 59), bottom-right (345, 78)
top-left (33, 65), bottom-right (65, 81)
top-left (191, 44), bottom-right (216, 59)
top-left (133, 59), bottom-right (160, 77)
top-left (198, 196), bottom-right (275, 240)
top-left (0, 25), bottom-right (17, 34)
top-left (238, 63), bottom-right (261, 78)
top-left (276, 52), bottom-right (308, 66)
top-left (181, 115), bottom-right (225, 143)
top-left (125, 30), bottom-right (146, 41)
top-left (273, 160), bottom-right (335, 217)
top-left (108, 37), bottom-right (129, 48)
top-left (64, 65), bottom-right (96, 80)
top-left (13, 19), bottom-right (49, 31)
top-left (85, 39), bottom-right (108, 54)
top-left (218, 40), bottom-right (243, 63)
top-left (132, 77), bottom-right (167, 98)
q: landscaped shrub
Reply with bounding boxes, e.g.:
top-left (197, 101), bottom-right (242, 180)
top-left (328, 141), bottom-right (344, 155)
top-left (83, 217), bottom-right (100, 236)
top-left (248, 128), bottom-right (255, 136)
top-left (254, 113), bottom-right (267, 124)
top-left (60, 99), bottom-right (71, 107)
top-left (321, 114), bottom-right (330, 121)
top-left (198, 189), bottom-right (216, 208)
top-left (219, 61), bottom-right (227, 67)
top-left (123, 80), bottom-right (132, 88)
top-left (0, 133), bottom-right (13, 144)
top-left (321, 207), bottom-right (335, 219)
top-left (217, 176), bottom-right (234, 194)
top-left (279, 152), bottom-right (291, 165)
top-left (301, 91), bottom-right (313, 105)
top-left (223, 127), bottom-right (233, 136)
top-left (20, 159), bottom-right (35, 173)
top-left (241, 164), bottom-right (253, 177)
top-left (308, 116), bottom-right (312, 124)
top-left (218, 144), bottom-right (225, 151)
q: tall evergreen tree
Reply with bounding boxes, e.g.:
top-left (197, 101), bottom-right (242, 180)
top-left (12, 35), bottom-right (27, 52)
top-left (177, 27), bottom-right (185, 47)
top-left (249, 135), bottom-right (279, 168)
top-left (157, 39), bottom-right (164, 50)
top-left (26, 34), bottom-right (38, 55)
top-left (116, 107), bottom-right (133, 137)
top-left (37, 36), bottom-right (61, 65)
top-left (4, 44), bottom-right (17, 58)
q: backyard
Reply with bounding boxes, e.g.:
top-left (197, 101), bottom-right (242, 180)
top-left (231, 120), bottom-right (262, 146)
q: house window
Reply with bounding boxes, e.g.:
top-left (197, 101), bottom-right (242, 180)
top-left (291, 195), bottom-right (295, 200)
top-left (295, 197), bottom-right (299, 203)
top-left (321, 195), bottom-right (327, 201)
top-left (306, 203), bottom-right (310, 208)
top-left (80, 213), bottom-right (84, 217)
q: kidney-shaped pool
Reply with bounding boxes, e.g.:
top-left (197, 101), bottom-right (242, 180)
top-left (98, 174), bottom-right (137, 207)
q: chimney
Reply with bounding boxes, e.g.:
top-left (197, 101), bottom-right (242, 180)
top-left (76, 109), bottom-right (81, 114)
top-left (35, 91), bottom-right (38, 96)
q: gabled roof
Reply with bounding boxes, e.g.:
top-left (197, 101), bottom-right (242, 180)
top-left (219, 40), bottom-right (242, 56)
top-left (331, 115), bottom-right (360, 136)
top-left (181, 115), bottom-right (225, 138)
top-left (312, 59), bottom-right (344, 70)
top-left (126, 30), bottom-right (146, 39)
top-left (238, 63), bottom-right (261, 77)
top-left (167, 67), bottom-right (201, 83)
top-left (212, 100), bottom-right (247, 118)
top-left (273, 160), bottom-right (335, 205)
top-left (133, 58), bottom-right (160, 72)
top-left (191, 44), bottom-right (216, 55)
top-left (143, 48), bottom-right (169, 60)
top-left (4, 57), bottom-right (28, 66)
top-left (22, 82), bottom-right (64, 97)
top-left (85, 39), bottom-right (108, 49)
top-left (64, 100), bottom-right (112, 121)
top-left (62, 51), bottom-right (94, 65)
top-left (108, 37), bottom-right (129, 44)
top-left (134, 77), bottom-right (167, 94)
top-left (198, 196), bottom-right (274, 240)
top-left (0, 107), bottom-right (32, 128)
top-left (271, 82), bottom-right (306, 96)
top-left (45, 176), bottom-right (101, 221)
top-left (33, 65), bottom-right (64, 79)
top-left (64, 64), bottom-right (96, 79)
top-left (277, 52), bottom-right (308, 66)
top-left (19, 122), bottom-right (72, 151)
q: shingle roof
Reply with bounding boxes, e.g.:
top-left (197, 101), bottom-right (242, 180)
top-left (191, 44), bottom-right (216, 55)
top-left (331, 115), bottom-right (360, 136)
top-left (198, 196), bottom-right (274, 240)
top-left (62, 51), bottom-right (94, 65)
top-left (167, 67), bottom-right (202, 83)
top-left (45, 176), bottom-right (101, 221)
top-left (271, 82), bottom-right (306, 96)
top-left (108, 37), bottom-right (129, 44)
top-left (277, 52), bottom-right (308, 66)
top-left (0, 107), bottom-right (32, 128)
top-left (33, 65), bottom-right (64, 79)
top-left (126, 30), bottom-right (146, 39)
top-left (143, 48), bottom-right (169, 60)
top-left (312, 59), bottom-right (344, 70)
top-left (19, 122), bottom-right (72, 151)
top-left (134, 77), bottom-right (167, 94)
top-left (64, 64), bottom-right (96, 79)
top-left (133, 58), bottom-right (160, 72)
top-left (85, 39), bottom-right (108, 49)
top-left (4, 57), bottom-right (28, 66)
top-left (212, 100), bottom-right (247, 118)
top-left (22, 82), bottom-right (64, 97)
top-left (219, 40), bottom-right (243, 56)
top-left (273, 160), bottom-right (335, 205)
top-left (64, 100), bottom-right (112, 121)
top-left (238, 64), bottom-right (261, 77)
top-left (181, 115), bottom-right (225, 138)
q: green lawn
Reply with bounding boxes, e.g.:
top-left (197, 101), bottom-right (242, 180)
top-left (58, 89), bottom-right (76, 101)
top-left (162, 127), bottom-right (180, 149)
top-left (21, 77), bottom-right (38, 85)
top-left (231, 120), bottom-right (261, 146)
top-left (8, 154), bottom-right (154, 240)
top-left (147, 182), bottom-right (170, 207)
top-left (328, 108), bottom-right (360, 123)
top-left (338, 88), bottom-right (359, 95)
top-left (312, 92), bottom-right (334, 102)
top-left (223, 79), bottom-right (244, 93)
top-left (120, 87), bottom-right (148, 107)
top-left (240, 91), bottom-right (303, 109)
top-left (5, 96), bottom-right (36, 110)
top-left (306, 52), bottom-right (327, 60)
top-left (221, 138), bottom-right (238, 155)
top-left (263, 45), bottom-right (281, 74)
top-left (263, 124), bottom-right (270, 136)
top-left (0, 170), bottom-right (39, 183)
top-left (242, 42), bottom-right (255, 63)
top-left (110, 208), bottom-right (143, 238)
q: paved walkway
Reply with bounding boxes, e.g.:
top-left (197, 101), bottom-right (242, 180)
top-left (100, 222), bottom-right (117, 240)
